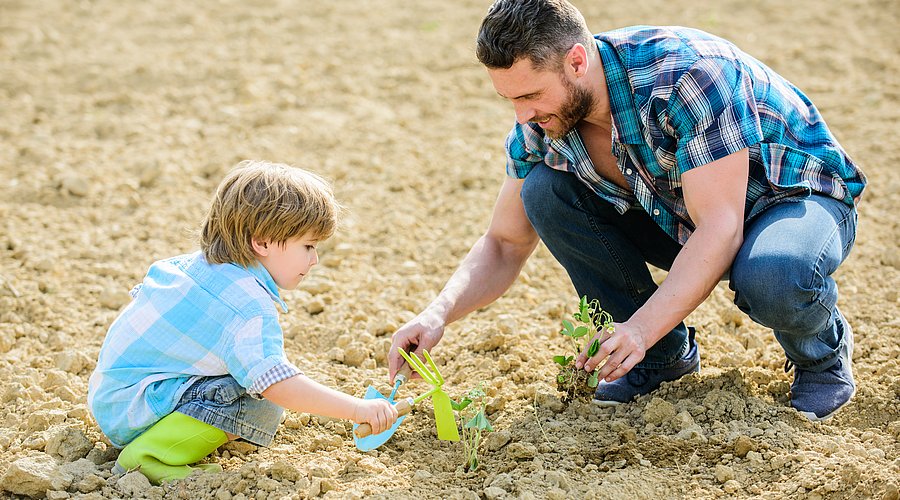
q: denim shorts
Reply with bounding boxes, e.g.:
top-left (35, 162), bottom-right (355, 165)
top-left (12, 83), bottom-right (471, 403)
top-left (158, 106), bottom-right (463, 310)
top-left (175, 375), bottom-right (283, 446)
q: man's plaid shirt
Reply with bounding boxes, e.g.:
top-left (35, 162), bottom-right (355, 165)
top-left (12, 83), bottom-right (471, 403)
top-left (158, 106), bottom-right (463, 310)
top-left (506, 26), bottom-right (866, 244)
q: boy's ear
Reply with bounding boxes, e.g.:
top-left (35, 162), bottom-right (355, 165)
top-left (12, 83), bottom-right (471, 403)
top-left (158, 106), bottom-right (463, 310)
top-left (251, 237), bottom-right (270, 257)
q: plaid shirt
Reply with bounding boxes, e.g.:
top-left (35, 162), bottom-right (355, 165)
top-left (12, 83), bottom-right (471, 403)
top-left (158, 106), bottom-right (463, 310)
top-left (506, 26), bottom-right (866, 244)
top-left (88, 251), bottom-right (301, 446)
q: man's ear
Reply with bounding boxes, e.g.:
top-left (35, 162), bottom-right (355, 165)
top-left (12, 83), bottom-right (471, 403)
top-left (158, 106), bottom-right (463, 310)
top-left (251, 237), bottom-right (270, 257)
top-left (566, 43), bottom-right (590, 77)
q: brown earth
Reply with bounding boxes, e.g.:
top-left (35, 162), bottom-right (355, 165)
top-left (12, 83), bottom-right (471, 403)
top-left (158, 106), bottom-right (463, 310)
top-left (1, 0), bottom-right (898, 498)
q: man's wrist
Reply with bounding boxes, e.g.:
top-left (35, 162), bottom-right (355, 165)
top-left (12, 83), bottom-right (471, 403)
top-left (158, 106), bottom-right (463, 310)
top-left (423, 301), bottom-right (451, 327)
top-left (621, 319), bottom-right (656, 347)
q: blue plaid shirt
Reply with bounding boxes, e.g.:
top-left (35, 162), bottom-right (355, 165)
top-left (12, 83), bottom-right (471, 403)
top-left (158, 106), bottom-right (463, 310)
top-left (506, 26), bottom-right (866, 244)
top-left (88, 251), bottom-right (301, 446)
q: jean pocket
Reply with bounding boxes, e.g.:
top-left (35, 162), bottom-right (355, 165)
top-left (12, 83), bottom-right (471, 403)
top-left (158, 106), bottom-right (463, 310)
top-left (200, 376), bottom-right (243, 406)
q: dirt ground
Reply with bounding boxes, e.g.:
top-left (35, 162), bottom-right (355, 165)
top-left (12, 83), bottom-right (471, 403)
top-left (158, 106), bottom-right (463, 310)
top-left (1, 0), bottom-right (898, 498)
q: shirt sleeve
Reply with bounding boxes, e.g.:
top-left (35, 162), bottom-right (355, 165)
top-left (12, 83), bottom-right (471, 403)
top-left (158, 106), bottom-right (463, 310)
top-left (247, 362), bottom-right (302, 397)
top-left (668, 57), bottom-right (763, 173)
top-left (226, 314), bottom-right (300, 395)
top-left (505, 123), bottom-right (545, 179)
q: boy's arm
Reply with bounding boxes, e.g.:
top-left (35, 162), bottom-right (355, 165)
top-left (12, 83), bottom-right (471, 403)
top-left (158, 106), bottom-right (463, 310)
top-left (261, 374), bottom-right (398, 434)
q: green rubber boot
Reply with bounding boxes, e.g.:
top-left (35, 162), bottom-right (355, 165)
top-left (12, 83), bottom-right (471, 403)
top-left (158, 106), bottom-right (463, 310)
top-left (113, 412), bottom-right (228, 484)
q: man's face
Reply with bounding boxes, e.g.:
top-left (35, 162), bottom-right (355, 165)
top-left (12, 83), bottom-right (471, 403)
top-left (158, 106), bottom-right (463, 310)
top-left (488, 57), bottom-right (596, 139)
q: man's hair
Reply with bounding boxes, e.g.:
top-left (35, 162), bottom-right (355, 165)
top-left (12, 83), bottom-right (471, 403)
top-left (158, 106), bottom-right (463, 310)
top-left (476, 0), bottom-right (593, 70)
top-left (200, 160), bottom-right (340, 266)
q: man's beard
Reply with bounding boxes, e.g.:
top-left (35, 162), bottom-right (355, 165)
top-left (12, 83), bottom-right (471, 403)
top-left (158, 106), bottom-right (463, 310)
top-left (542, 76), bottom-right (596, 140)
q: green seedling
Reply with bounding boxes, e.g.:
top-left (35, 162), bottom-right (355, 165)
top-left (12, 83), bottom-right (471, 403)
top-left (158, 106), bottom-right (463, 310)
top-left (452, 384), bottom-right (493, 472)
top-left (554, 295), bottom-right (614, 401)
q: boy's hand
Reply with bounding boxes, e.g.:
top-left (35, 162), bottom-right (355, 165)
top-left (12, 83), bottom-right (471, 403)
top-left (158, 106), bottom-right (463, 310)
top-left (352, 399), bottom-right (399, 435)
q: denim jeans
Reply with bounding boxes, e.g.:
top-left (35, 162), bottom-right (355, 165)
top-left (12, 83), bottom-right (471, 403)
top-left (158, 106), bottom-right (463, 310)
top-left (521, 165), bottom-right (857, 371)
top-left (175, 375), bottom-right (283, 446)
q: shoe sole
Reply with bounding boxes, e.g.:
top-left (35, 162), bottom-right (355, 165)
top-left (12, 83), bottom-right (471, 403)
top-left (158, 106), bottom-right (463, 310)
top-left (591, 399), bottom-right (624, 407)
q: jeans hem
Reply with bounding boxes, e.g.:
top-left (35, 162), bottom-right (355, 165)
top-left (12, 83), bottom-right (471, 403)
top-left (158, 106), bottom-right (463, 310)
top-left (785, 317), bottom-right (847, 372)
top-left (176, 404), bottom-right (276, 447)
top-left (174, 375), bottom-right (283, 447)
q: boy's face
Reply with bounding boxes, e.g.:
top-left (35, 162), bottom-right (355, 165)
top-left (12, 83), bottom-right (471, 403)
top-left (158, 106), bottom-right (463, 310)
top-left (251, 234), bottom-right (319, 290)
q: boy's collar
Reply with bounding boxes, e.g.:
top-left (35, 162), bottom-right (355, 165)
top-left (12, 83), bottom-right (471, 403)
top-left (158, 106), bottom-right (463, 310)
top-left (246, 262), bottom-right (288, 313)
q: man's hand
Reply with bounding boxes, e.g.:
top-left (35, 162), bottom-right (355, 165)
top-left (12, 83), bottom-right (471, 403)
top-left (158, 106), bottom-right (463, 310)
top-left (388, 310), bottom-right (445, 382)
top-left (386, 178), bottom-right (538, 383)
top-left (575, 322), bottom-right (649, 382)
top-left (352, 399), bottom-right (399, 435)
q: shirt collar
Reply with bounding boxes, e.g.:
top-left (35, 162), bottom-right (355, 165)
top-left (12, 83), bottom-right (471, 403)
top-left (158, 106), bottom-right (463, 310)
top-left (596, 37), bottom-right (645, 145)
top-left (245, 262), bottom-right (288, 313)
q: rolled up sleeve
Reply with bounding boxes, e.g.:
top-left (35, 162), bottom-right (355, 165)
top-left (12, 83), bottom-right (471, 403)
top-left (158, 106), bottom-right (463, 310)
top-left (227, 315), bottom-right (301, 396)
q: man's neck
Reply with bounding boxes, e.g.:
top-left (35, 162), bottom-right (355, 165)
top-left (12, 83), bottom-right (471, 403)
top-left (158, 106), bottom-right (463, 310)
top-left (581, 46), bottom-right (613, 130)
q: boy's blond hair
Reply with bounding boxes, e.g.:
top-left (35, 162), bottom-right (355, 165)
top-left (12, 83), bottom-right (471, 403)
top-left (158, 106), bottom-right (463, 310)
top-left (200, 160), bottom-right (339, 267)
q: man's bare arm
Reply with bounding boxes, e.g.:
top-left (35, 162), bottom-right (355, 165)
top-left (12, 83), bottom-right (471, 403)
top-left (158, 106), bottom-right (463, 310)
top-left (579, 148), bottom-right (749, 379)
top-left (428, 176), bottom-right (540, 324)
top-left (388, 176), bottom-right (540, 379)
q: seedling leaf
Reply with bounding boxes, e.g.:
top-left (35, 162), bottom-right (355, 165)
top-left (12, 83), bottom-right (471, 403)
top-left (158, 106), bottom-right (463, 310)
top-left (588, 371), bottom-right (599, 388)
top-left (587, 338), bottom-right (600, 357)
top-left (573, 326), bottom-right (588, 338)
top-left (452, 398), bottom-right (472, 411)
top-left (465, 411), bottom-right (494, 431)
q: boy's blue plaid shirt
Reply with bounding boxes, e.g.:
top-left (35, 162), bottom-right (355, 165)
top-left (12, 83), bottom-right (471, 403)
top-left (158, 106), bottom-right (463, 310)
top-left (506, 26), bottom-right (866, 245)
top-left (88, 252), bottom-right (301, 447)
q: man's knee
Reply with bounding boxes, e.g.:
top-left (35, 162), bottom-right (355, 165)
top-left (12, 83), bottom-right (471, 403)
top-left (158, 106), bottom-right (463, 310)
top-left (731, 254), bottom-right (833, 335)
top-left (520, 165), bottom-right (551, 216)
top-left (521, 166), bottom-right (578, 230)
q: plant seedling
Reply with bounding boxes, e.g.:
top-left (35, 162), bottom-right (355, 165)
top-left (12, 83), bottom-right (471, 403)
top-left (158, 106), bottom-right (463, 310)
top-left (451, 384), bottom-right (493, 472)
top-left (554, 295), bottom-right (614, 401)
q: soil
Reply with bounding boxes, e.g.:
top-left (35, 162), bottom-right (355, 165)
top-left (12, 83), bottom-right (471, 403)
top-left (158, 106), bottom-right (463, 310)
top-left (1, 0), bottom-right (898, 499)
top-left (556, 364), bottom-right (597, 403)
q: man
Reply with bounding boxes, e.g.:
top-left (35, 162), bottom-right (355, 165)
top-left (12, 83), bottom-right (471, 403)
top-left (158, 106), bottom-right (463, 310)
top-left (389, 0), bottom-right (865, 421)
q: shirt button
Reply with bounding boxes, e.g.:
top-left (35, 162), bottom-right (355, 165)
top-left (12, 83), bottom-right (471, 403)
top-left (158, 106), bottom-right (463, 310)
top-left (652, 209), bottom-right (660, 216)
top-left (625, 168), bottom-right (633, 175)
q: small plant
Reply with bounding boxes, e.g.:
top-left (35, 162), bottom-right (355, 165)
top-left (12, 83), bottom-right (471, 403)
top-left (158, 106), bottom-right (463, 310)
top-left (553, 295), bottom-right (614, 401)
top-left (451, 384), bottom-right (493, 472)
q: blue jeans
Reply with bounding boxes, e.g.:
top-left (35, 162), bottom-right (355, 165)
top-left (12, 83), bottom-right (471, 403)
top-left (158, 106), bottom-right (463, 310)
top-left (175, 376), bottom-right (283, 446)
top-left (521, 166), bottom-right (857, 371)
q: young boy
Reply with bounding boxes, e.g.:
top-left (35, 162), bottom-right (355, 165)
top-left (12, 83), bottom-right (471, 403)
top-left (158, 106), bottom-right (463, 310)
top-left (87, 160), bottom-right (398, 484)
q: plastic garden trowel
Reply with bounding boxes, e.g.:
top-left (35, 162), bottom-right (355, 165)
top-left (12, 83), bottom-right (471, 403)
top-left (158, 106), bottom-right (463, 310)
top-left (352, 364), bottom-right (414, 451)
top-left (397, 349), bottom-right (459, 442)
top-left (352, 384), bottom-right (408, 452)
